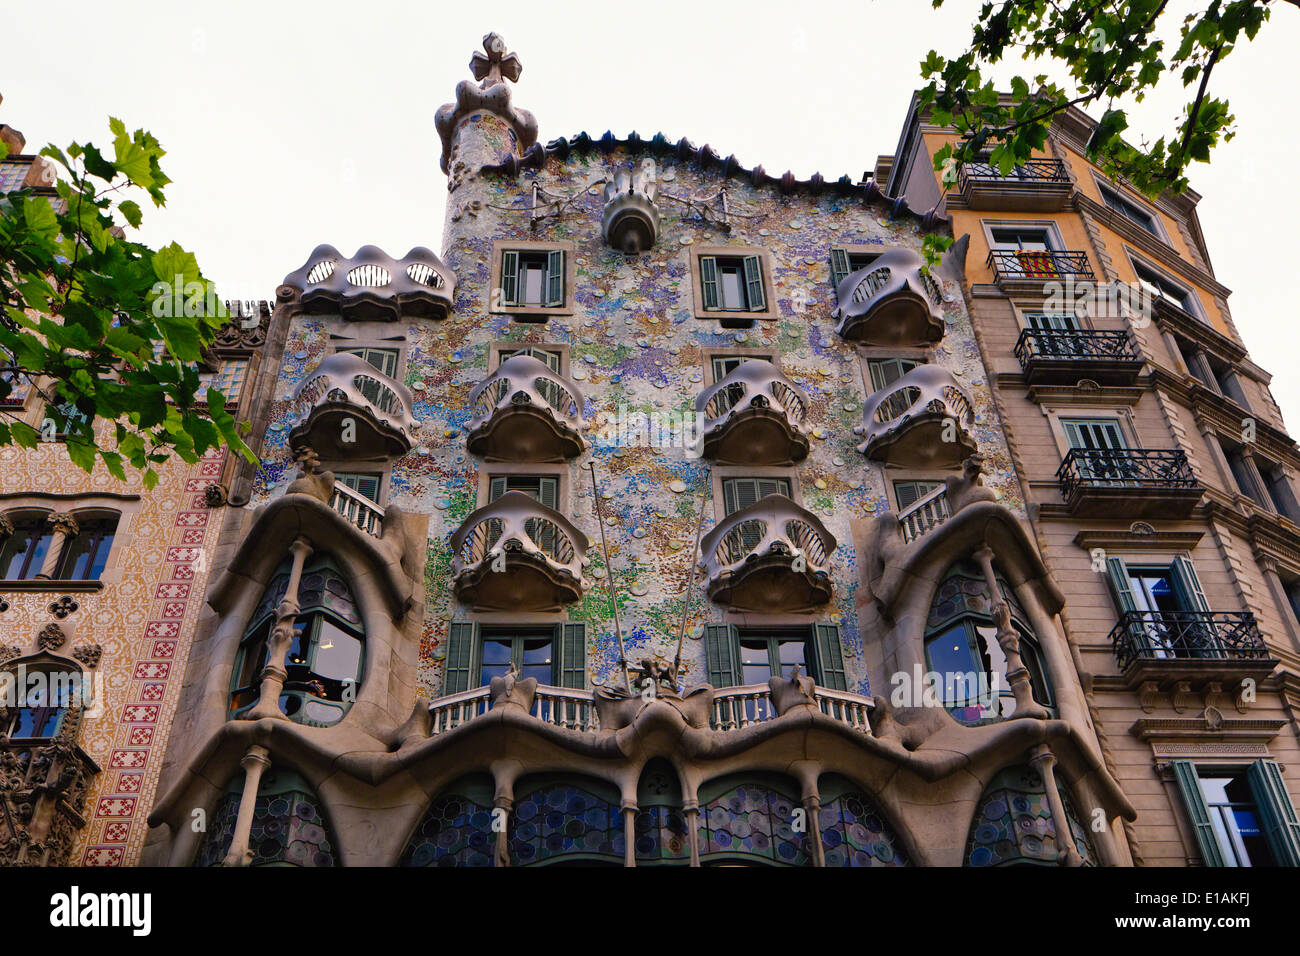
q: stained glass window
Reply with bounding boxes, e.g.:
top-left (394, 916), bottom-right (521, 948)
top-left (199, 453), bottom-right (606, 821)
top-left (818, 775), bottom-right (910, 867)
top-left (400, 775), bottom-right (496, 867)
top-left (698, 775), bottom-right (809, 866)
top-left (509, 777), bottom-right (624, 866)
top-left (194, 768), bottom-right (336, 867)
top-left (965, 765), bottom-right (1095, 866)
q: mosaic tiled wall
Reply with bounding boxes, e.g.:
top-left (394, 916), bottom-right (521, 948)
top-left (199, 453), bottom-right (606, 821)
top-left (249, 138), bottom-right (1024, 699)
top-left (0, 435), bottom-right (227, 866)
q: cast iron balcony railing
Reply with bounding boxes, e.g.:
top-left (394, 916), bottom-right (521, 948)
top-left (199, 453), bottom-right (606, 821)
top-left (855, 365), bottom-right (977, 468)
top-left (693, 360), bottom-right (810, 464)
top-left (957, 159), bottom-right (1072, 211)
top-left (987, 250), bottom-right (1095, 284)
top-left (962, 159), bottom-right (1071, 184)
top-left (1056, 448), bottom-right (1203, 518)
top-left (1110, 611), bottom-right (1270, 670)
top-left (466, 355), bottom-right (586, 461)
top-left (451, 491), bottom-right (589, 611)
top-left (288, 352), bottom-right (417, 459)
top-left (832, 248), bottom-right (945, 346)
top-left (1014, 329), bottom-right (1144, 386)
top-left (897, 484), bottom-right (951, 544)
top-left (328, 481), bottom-right (385, 538)
top-left (698, 494), bottom-right (836, 613)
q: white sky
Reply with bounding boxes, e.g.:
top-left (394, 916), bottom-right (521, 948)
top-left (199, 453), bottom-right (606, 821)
top-left (8, 0), bottom-right (1297, 427)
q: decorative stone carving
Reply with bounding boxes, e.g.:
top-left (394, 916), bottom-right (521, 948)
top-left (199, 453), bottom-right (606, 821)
top-left (0, 513), bottom-right (13, 537)
top-left (466, 355), bottom-right (587, 461)
top-left (0, 645), bottom-right (20, 665)
top-left (204, 483), bottom-right (229, 508)
top-left (1129, 521), bottom-right (1156, 535)
top-left (47, 596), bottom-right (78, 620)
top-left (0, 598), bottom-right (8, 614)
top-left (71, 644), bottom-right (102, 668)
top-left (489, 663), bottom-right (539, 712)
top-left (833, 248), bottom-right (945, 346)
top-left (693, 359), bottom-right (811, 465)
top-left (285, 447), bottom-right (336, 503)
top-left (45, 512), bottom-right (79, 538)
top-left (768, 666), bottom-right (818, 716)
top-left (212, 300), bottom-right (271, 350)
top-left (601, 159), bottom-right (661, 253)
top-left (282, 244), bottom-right (455, 322)
top-left (435, 33), bottom-right (538, 175)
top-left (855, 364), bottom-right (977, 467)
top-left (36, 623), bottom-right (66, 652)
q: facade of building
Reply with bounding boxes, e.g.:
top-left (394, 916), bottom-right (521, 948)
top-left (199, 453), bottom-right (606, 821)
top-left (6, 35), bottom-right (1299, 869)
top-left (883, 95), bottom-right (1300, 866)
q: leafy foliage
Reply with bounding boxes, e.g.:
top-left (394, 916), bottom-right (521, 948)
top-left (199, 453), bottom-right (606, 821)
top-left (0, 120), bottom-right (254, 489)
top-left (918, 0), bottom-right (1274, 199)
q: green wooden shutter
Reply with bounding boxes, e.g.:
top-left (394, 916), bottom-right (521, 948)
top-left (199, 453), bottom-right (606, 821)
top-left (812, 622), bottom-right (847, 690)
top-left (557, 622), bottom-right (587, 689)
top-left (1104, 557), bottom-right (1138, 613)
top-left (536, 477), bottom-right (558, 510)
top-left (444, 622), bottom-right (478, 694)
top-left (489, 476), bottom-right (507, 502)
top-left (704, 623), bottom-right (741, 687)
top-left (830, 248), bottom-right (851, 292)
top-left (1170, 556), bottom-right (1211, 613)
top-left (500, 251), bottom-right (519, 307)
top-left (545, 249), bottom-right (565, 307)
top-left (699, 256), bottom-right (719, 310)
top-left (743, 255), bottom-right (766, 312)
top-left (1172, 760), bottom-right (1227, 867)
top-left (1247, 760), bottom-right (1300, 867)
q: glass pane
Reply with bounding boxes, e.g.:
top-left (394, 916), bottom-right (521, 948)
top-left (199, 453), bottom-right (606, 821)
top-left (479, 638), bottom-right (513, 686)
top-left (720, 267), bottom-right (744, 310)
top-left (312, 620), bottom-right (363, 684)
top-left (520, 637), bottom-right (553, 684)
top-left (522, 264), bottom-right (545, 306)
top-left (0, 526), bottom-right (52, 579)
top-left (777, 639), bottom-right (806, 678)
top-left (739, 640), bottom-right (772, 685)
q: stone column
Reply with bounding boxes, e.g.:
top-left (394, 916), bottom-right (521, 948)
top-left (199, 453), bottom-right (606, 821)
top-left (1237, 446), bottom-right (1276, 511)
top-left (221, 745), bottom-right (272, 866)
top-left (973, 546), bottom-right (1049, 719)
top-left (622, 804), bottom-right (637, 867)
top-left (1197, 424), bottom-right (1237, 497)
top-left (1258, 556), bottom-right (1300, 658)
top-left (1029, 744), bottom-right (1084, 866)
top-left (248, 536), bottom-right (313, 720)
top-left (35, 512), bottom-right (78, 579)
top-left (493, 797), bottom-right (512, 867)
top-left (683, 803), bottom-right (701, 867)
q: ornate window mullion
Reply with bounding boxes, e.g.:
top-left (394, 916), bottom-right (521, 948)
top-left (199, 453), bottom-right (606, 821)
top-left (248, 537), bottom-right (313, 720)
top-left (973, 546), bottom-right (1049, 719)
top-left (220, 745), bottom-right (272, 867)
top-left (1029, 745), bottom-right (1085, 867)
top-left (35, 512), bottom-right (78, 580)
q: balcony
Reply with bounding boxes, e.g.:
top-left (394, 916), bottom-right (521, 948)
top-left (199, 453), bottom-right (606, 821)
top-left (450, 491), bottom-right (589, 611)
top-left (710, 683), bottom-right (873, 732)
top-left (854, 365), bottom-right (977, 468)
top-left (466, 355), bottom-right (586, 461)
top-left (328, 481), bottom-right (385, 537)
top-left (957, 159), bottom-right (1072, 211)
top-left (1014, 329), bottom-right (1144, 386)
top-left (986, 249), bottom-right (1094, 296)
top-left (699, 495), bottom-right (835, 613)
top-left (288, 352), bottom-right (417, 459)
top-left (833, 249), bottom-right (945, 346)
top-left (1109, 611), bottom-right (1276, 691)
top-left (693, 361), bottom-right (810, 465)
top-left (282, 244), bottom-right (456, 322)
top-left (897, 484), bottom-right (952, 544)
top-left (1057, 448), bottom-right (1203, 519)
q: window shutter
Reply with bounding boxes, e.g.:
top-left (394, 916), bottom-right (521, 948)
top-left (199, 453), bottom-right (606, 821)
top-left (1247, 760), bottom-right (1300, 866)
top-left (557, 622), bottom-right (587, 689)
top-left (812, 622), bottom-right (847, 690)
top-left (743, 255), bottom-right (766, 312)
top-left (500, 251), bottom-right (519, 306)
top-left (1172, 760), bottom-right (1227, 867)
top-left (756, 477), bottom-right (790, 501)
top-left (1170, 556), bottom-right (1211, 613)
top-left (537, 477), bottom-right (558, 511)
top-left (489, 477), bottom-right (507, 502)
top-left (723, 478), bottom-right (760, 515)
top-left (704, 623), bottom-right (741, 687)
top-left (1104, 557), bottom-right (1138, 614)
top-left (699, 256), bottom-right (719, 310)
top-left (830, 248), bottom-right (851, 292)
top-left (545, 249), bottom-right (565, 307)
top-left (443, 622), bottom-right (477, 694)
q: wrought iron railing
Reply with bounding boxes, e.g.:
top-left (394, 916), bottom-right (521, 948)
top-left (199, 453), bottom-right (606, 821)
top-left (960, 159), bottom-right (1069, 184)
top-left (1057, 448), bottom-right (1197, 496)
top-left (1014, 329), bottom-right (1141, 368)
top-left (987, 249), bottom-right (1094, 280)
top-left (1109, 610), bottom-right (1270, 669)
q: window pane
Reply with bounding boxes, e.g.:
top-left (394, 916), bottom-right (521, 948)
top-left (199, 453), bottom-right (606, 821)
top-left (480, 638), bottom-right (513, 686)
top-left (777, 639), bottom-right (806, 678)
top-left (0, 524), bottom-right (52, 579)
top-left (720, 266), bottom-right (744, 310)
top-left (519, 637), bottom-right (553, 684)
top-left (312, 620), bottom-right (363, 684)
top-left (522, 263), bottom-right (545, 306)
top-left (739, 640), bottom-right (772, 685)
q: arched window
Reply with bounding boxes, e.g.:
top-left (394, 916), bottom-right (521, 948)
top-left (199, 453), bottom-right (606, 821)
top-left (194, 767), bottom-right (337, 867)
top-left (0, 664), bottom-right (81, 739)
top-left (56, 515), bottom-right (117, 580)
top-left (698, 773), bottom-right (810, 866)
top-left (634, 759), bottom-right (689, 865)
top-left (400, 774), bottom-right (496, 867)
top-left (924, 561), bottom-right (1052, 724)
top-left (509, 774), bottom-right (624, 866)
top-left (818, 774), bottom-right (910, 867)
top-left (965, 764), bottom-right (1096, 866)
top-left (229, 554), bottom-right (365, 727)
top-left (0, 513), bottom-right (54, 580)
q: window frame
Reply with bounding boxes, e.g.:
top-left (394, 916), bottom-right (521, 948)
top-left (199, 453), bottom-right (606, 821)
top-left (829, 245), bottom-right (886, 296)
top-left (1094, 178), bottom-right (1167, 241)
top-left (489, 342), bottom-right (569, 376)
top-left (688, 245), bottom-right (779, 322)
top-left (488, 240), bottom-right (577, 318)
top-left (1129, 254), bottom-right (1203, 320)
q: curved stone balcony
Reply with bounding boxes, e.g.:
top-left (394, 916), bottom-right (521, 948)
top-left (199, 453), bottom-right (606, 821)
top-left (288, 352), bottom-right (418, 459)
top-left (698, 494), bottom-right (835, 613)
top-left (451, 491), bottom-right (590, 611)
top-left (282, 244), bottom-right (456, 321)
top-left (466, 355), bottom-right (586, 461)
top-left (854, 365), bottom-right (977, 468)
top-left (693, 361), bottom-right (811, 465)
top-left (832, 249), bottom-right (945, 346)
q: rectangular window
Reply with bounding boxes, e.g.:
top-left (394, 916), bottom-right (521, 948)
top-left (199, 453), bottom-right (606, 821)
top-left (866, 357), bottom-right (922, 392)
top-left (710, 354), bottom-right (772, 384)
top-left (337, 347), bottom-right (399, 378)
top-left (1133, 261), bottom-right (1199, 316)
top-left (1062, 418), bottom-right (1127, 451)
top-left (1099, 183), bottom-right (1160, 236)
top-left (1023, 311), bottom-right (1079, 332)
top-left (989, 226), bottom-right (1055, 252)
top-left (1172, 761), bottom-right (1300, 867)
top-left (442, 622), bottom-right (587, 695)
top-left (721, 476), bottom-right (792, 515)
top-left (479, 627), bottom-right (556, 687)
top-left (893, 479), bottom-right (944, 511)
top-left (830, 248), bottom-right (882, 292)
top-left (738, 628), bottom-right (808, 684)
top-left (699, 254), bottom-right (767, 312)
top-left (336, 472), bottom-right (382, 503)
top-left (705, 622), bottom-right (846, 693)
top-left (497, 346), bottom-right (562, 374)
top-left (488, 474), bottom-right (558, 508)
top-left (500, 249), bottom-right (565, 309)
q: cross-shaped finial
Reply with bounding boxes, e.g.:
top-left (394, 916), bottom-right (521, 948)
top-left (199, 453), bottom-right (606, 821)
top-left (469, 32), bottom-right (522, 87)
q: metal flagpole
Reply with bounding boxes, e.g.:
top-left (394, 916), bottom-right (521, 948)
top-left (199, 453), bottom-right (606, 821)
top-left (672, 471), bottom-right (709, 689)
top-left (587, 462), bottom-right (632, 693)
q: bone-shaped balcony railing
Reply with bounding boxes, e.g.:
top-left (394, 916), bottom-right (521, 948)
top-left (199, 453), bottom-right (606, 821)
top-left (290, 352), bottom-right (418, 441)
top-left (854, 364), bottom-right (975, 454)
top-left (694, 360), bottom-right (809, 432)
top-left (833, 248), bottom-right (945, 344)
top-left (699, 494), bottom-right (835, 581)
top-left (451, 491), bottom-right (589, 585)
top-left (467, 355), bottom-right (584, 434)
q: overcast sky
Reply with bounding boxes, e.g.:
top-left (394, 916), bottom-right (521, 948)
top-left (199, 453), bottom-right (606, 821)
top-left (7, 0), bottom-right (1297, 426)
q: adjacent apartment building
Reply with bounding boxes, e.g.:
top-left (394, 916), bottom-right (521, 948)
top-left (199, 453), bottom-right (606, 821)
top-left (5, 36), bottom-right (1299, 868)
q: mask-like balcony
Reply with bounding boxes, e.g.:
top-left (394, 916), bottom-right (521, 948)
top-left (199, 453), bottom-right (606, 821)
top-left (1057, 448), bottom-right (1203, 519)
top-left (699, 495), bottom-right (835, 613)
top-left (288, 352), bottom-right (418, 459)
top-left (854, 365), bottom-right (977, 468)
top-left (1014, 329), bottom-right (1145, 387)
top-left (957, 159), bottom-right (1072, 211)
top-left (833, 249), bottom-right (945, 346)
top-left (1109, 610), bottom-right (1276, 692)
top-left (451, 491), bottom-right (589, 612)
top-left (466, 356), bottom-right (586, 462)
top-left (282, 244), bottom-right (456, 322)
top-left (693, 361), bottom-right (811, 465)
